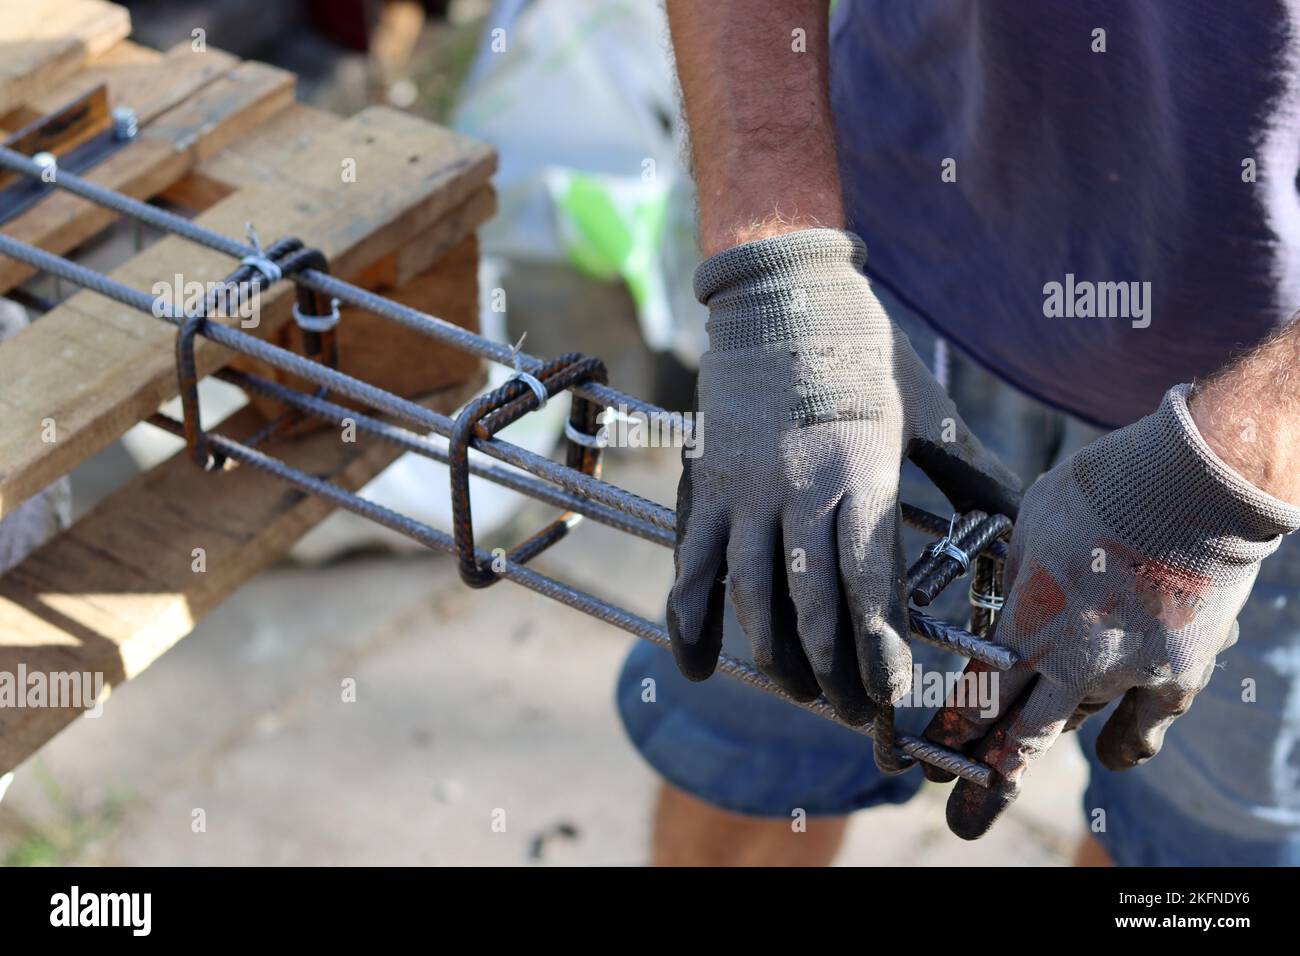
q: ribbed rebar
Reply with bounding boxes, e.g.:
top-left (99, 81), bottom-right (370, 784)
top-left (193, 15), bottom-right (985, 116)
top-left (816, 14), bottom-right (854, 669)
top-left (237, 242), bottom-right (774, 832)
top-left (911, 513), bottom-right (1013, 606)
top-left (0, 145), bottom-right (659, 417)
top-left (909, 609), bottom-right (1018, 671)
top-left (969, 552), bottom-right (1004, 636)
top-left (905, 511), bottom-right (986, 594)
top-left (0, 230), bottom-right (676, 534)
top-left (217, 368), bottom-right (674, 546)
top-left (146, 413), bottom-right (995, 788)
top-left (0, 153), bottom-right (1023, 789)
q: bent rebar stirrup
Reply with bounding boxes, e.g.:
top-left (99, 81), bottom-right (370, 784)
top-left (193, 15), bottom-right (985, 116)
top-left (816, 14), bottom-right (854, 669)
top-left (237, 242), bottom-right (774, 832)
top-left (0, 145), bottom-right (1018, 789)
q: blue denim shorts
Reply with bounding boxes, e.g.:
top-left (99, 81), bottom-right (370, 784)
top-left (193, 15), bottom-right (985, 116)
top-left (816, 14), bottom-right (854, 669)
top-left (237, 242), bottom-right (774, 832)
top-left (616, 290), bottom-right (1300, 866)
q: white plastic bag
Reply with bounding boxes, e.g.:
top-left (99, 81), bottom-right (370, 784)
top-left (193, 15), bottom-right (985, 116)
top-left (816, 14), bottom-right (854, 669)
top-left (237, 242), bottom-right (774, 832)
top-left (453, 0), bottom-right (707, 365)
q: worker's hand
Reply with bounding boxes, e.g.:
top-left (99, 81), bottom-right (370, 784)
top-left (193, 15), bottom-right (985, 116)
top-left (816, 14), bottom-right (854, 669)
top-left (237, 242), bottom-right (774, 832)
top-left (667, 229), bottom-right (1021, 724)
top-left (925, 384), bottom-right (1300, 839)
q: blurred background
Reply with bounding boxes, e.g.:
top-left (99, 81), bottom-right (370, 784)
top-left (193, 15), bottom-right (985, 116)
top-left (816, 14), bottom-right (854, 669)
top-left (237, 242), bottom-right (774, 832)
top-left (0, 0), bottom-right (1086, 865)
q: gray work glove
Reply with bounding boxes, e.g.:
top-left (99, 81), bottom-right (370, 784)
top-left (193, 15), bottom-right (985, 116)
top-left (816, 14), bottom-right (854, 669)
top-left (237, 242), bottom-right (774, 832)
top-left (925, 384), bottom-right (1300, 839)
top-left (667, 229), bottom-right (1022, 722)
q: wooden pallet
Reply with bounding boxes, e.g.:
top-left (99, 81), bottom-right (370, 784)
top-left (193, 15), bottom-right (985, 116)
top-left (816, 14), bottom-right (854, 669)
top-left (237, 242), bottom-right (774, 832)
top-left (0, 1), bottom-right (496, 774)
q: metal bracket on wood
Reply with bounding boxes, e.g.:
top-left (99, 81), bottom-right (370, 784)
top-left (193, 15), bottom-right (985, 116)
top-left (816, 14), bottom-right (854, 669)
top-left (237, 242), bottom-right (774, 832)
top-left (0, 86), bottom-right (137, 226)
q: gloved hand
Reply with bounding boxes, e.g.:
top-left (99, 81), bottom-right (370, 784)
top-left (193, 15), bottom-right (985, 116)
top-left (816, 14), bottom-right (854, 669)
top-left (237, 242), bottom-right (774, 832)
top-left (925, 384), bottom-right (1300, 839)
top-left (667, 229), bottom-right (1021, 723)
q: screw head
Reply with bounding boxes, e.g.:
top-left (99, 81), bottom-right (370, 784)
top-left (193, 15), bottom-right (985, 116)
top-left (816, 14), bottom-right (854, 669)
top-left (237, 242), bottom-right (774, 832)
top-left (111, 106), bottom-right (138, 141)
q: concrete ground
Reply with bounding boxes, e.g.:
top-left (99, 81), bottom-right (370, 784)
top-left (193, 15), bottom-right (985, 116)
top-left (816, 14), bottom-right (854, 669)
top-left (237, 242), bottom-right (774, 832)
top-left (0, 443), bottom-right (1087, 866)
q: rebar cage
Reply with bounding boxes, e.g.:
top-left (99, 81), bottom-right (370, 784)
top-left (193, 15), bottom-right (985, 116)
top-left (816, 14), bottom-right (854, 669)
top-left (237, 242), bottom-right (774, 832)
top-left (0, 144), bottom-right (1019, 789)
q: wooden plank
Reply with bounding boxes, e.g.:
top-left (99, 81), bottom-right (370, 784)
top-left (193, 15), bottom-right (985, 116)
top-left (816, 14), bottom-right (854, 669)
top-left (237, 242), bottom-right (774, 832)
top-left (144, 59), bottom-right (294, 165)
top-left (0, 240), bottom-right (482, 772)
top-left (0, 107), bottom-right (496, 518)
top-left (356, 185), bottom-right (497, 290)
top-left (0, 0), bottom-right (131, 116)
top-left (159, 103), bottom-right (343, 210)
top-left (160, 102), bottom-right (345, 208)
top-left (23, 41), bottom-right (235, 121)
top-left (0, 51), bottom-right (290, 293)
top-left (0, 86), bottom-right (112, 191)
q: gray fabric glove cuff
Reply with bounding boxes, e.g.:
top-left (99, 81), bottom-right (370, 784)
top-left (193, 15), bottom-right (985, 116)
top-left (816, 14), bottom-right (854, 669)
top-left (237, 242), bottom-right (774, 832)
top-left (1072, 383), bottom-right (1300, 578)
top-left (694, 229), bottom-right (885, 352)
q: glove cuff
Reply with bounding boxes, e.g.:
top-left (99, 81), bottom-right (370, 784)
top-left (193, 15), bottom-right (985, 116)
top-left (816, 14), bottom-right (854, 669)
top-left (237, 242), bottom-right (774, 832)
top-left (1073, 384), bottom-right (1300, 578)
top-left (695, 229), bottom-right (885, 351)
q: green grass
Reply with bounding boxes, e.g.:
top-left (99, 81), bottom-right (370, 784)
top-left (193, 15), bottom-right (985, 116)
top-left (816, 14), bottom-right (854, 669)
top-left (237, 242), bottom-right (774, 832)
top-left (2, 762), bottom-right (128, 867)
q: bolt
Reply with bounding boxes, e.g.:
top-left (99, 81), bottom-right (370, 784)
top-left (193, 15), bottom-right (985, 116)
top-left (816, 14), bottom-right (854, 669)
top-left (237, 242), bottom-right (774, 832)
top-left (111, 106), bottom-right (138, 141)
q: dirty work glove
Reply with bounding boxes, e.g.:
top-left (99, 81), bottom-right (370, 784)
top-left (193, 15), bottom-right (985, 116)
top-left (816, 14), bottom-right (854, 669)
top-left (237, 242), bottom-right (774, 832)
top-left (667, 229), bottom-right (1021, 723)
top-left (925, 384), bottom-right (1300, 839)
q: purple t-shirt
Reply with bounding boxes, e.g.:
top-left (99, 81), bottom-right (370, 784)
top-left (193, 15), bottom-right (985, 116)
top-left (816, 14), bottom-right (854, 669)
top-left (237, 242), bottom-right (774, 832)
top-left (830, 0), bottom-right (1300, 428)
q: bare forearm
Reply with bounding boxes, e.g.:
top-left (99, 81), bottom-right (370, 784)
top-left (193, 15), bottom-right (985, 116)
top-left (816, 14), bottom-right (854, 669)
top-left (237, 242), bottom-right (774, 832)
top-left (666, 0), bottom-right (844, 257)
top-left (1190, 315), bottom-right (1300, 503)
